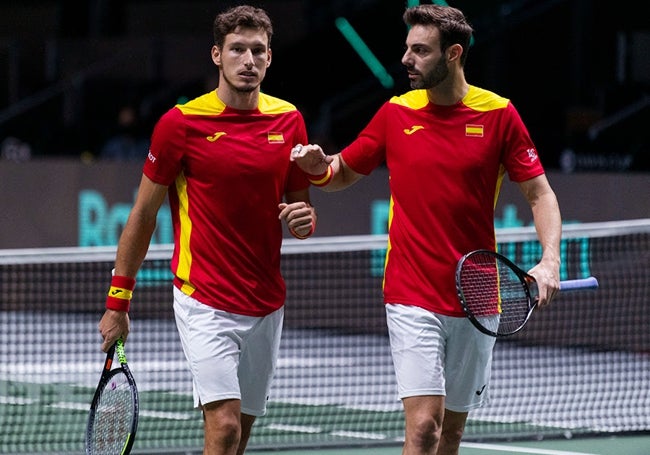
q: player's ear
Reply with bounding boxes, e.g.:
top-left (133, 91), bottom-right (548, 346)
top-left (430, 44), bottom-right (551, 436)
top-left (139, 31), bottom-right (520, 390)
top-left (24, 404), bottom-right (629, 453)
top-left (266, 48), bottom-right (272, 67)
top-left (211, 45), bottom-right (221, 67)
top-left (447, 43), bottom-right (463, 63)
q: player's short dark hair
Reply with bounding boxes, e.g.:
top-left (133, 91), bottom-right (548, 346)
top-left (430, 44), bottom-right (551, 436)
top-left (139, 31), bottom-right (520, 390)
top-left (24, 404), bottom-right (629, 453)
top-left (213, 5), bottom-right (273, 49)
top-left (404, 4), bottom-right (473, 66)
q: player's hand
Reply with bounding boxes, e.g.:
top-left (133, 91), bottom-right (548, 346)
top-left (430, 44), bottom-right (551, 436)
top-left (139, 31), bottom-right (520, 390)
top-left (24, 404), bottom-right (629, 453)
top-left (278, 201), bottom-right (315, 239)
top-left (528, 260), bottom-right (560, 308)
top-left (290, 144), bottom-right (333, 175)
top-left (98, 309), bottom-right (130, 352)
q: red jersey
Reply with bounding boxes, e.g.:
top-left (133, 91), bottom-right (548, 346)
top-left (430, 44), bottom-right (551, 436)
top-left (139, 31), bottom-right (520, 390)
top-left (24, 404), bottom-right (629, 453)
top-left (341, 85), bottom-right (545, 316)
top-left (144, 90), bottom-right (309, 316)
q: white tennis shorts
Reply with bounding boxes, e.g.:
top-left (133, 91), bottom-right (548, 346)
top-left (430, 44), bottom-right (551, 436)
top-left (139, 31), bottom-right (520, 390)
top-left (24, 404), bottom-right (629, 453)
top-left (173, 286), bottom-right (284, 416)
top-left (385, 303), bottom-right (496, 412)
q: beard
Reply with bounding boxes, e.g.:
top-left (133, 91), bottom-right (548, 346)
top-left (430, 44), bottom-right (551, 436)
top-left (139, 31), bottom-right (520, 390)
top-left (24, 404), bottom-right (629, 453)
top-left (409, 57), bottom-right (449, 90)
top-left (221, 72), bottom-right (258, 94)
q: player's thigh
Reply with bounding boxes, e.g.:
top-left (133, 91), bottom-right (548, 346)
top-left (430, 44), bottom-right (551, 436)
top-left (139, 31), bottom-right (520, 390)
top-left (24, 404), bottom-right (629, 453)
top-left (444, 317), bottom-right (495, 412)
top-left (402, 394), bottom-right (446, 428)
top-left (173, 287), bottom-right (252, 406)
top-left (203, 399), bottom-right (241, 423)
top-left (239, 306), bottom-right (284, 416)
top-left (385, 303), bottom-right (446, 398)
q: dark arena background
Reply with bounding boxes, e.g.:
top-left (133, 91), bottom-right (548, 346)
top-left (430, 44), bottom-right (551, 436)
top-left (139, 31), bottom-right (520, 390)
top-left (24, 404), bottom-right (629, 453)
top-left (0, 0), bottom-right (648, 171)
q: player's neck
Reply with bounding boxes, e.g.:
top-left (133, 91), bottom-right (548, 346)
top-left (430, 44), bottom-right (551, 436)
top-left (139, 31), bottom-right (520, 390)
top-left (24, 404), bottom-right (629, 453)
top-left (427, 67), bottom-right (469, 106)
top-left (427, 74), bottom-right (469, 106)
top-left (215, 86), bottom-right (260, 111)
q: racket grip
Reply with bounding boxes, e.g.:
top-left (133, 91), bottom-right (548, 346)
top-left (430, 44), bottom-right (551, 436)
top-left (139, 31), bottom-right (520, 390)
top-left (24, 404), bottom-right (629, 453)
top-left (559, 276), bottom-right (599, 291)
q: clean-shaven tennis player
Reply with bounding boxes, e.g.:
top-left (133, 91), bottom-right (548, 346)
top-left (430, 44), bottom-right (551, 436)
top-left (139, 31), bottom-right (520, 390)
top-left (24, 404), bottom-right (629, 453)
top-left (98, 5), bottom-right (317, 454)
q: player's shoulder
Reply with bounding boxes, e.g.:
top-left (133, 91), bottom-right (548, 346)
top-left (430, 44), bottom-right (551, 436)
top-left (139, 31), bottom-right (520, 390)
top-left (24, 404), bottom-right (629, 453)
top-left (386, 86), bottom-right (512, 113)
top-left (257, 92), bottom-right (299, 115)
top-left (174, 91), bottom-right (226, 116)
top-left (388, 90), bottom-right (429, 110)
top-left (170, 91), bottom-right (298, 116)
top-left (463, 85), bottom-right (510, 112)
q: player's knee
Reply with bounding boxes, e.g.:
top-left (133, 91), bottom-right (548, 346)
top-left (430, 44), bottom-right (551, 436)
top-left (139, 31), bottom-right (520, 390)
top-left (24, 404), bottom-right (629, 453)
top-left (205, 419), bottom-right (241, 451)
top-left (202, 403), bottom-right (242, 449)
top-left (439, 426), bottom-right (464, 450)
top-left (440, 409), bottom-right (467, 448)
top-left (407, 417), bottom-right (442, 452)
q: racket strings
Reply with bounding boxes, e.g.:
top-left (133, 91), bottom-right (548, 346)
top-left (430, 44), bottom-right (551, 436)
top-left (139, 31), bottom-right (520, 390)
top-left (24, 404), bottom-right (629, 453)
top-left (89, 372), bottom-right (134, 454)
top-left (460, 253), bottom-right (531, 335)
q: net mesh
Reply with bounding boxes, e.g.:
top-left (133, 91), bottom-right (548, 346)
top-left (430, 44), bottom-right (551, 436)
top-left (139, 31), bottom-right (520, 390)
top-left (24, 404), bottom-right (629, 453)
top-left (1, 220), bottom-right (649, 454)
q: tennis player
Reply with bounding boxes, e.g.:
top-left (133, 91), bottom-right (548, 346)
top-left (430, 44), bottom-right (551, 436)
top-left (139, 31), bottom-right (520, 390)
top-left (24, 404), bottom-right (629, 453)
top-left (98, 5), bottom-right (316, 454)
top-left (290, 4), bottom-right (562, 455)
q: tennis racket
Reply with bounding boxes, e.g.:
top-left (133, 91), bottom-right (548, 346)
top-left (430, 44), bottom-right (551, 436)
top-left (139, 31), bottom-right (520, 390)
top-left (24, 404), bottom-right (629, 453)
top-left (456, 249), bottom-right (599, 337)
top-left (85, 338), bottom-right (139, 455)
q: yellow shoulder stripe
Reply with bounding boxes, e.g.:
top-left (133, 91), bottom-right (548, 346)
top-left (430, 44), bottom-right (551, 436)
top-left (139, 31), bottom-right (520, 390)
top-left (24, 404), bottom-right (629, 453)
top-left (387, 86), bottom-right (510, 113)
top-left (176, 92), bottom-right (226, 115)
top-left (463, 85), bottom-right (509, 112)
top-left (175, 91), bottom-right (297, 116)
top-left (258, 92), bottom-right (298, 114)
top-left (389, 90), bottom-right (429, 109)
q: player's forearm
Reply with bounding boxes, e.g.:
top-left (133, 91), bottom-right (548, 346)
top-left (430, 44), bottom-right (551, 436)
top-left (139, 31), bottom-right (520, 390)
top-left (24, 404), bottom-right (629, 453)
top-left (114, 212), bottom-right (157, 278)
top-left (531, 193), bottom-right (562, 265)
top-left (292, 145), bottom-right (363, 192)
top-left (320, 154), bottom-right (363, 192)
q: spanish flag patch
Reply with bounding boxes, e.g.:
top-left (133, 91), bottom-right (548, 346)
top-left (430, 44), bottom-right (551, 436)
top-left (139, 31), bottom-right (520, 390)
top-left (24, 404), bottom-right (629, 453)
top-left (268, 132), bottom-right (285, 143)
top-left (465, 124), bottom-right (484, 137)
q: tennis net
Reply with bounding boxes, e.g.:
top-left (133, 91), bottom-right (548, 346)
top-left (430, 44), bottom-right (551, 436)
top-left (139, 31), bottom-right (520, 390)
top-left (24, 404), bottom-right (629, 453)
top-left (1, 219), bottom-right (649, 454)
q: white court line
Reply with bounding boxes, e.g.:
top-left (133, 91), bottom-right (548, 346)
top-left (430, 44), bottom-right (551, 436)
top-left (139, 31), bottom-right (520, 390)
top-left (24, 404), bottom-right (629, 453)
top-left (266, 424), bottom-right (391, 442)
top-left (0, 360), bottom-right (189, 375)
top-left (266, 424), bottom-right (322, 434)
top-left (0, 396), bottom-right (35, 405)
top-left (51, 401), bottom-right (89, 411)
top-left (138, 409), bottom-right (195, 420)
top-left (461, 442), bottom-right (599, 455)
top-left (50, 401), bottom-right (195, 420)
top-left (329, 430), bottom-right (388, 440)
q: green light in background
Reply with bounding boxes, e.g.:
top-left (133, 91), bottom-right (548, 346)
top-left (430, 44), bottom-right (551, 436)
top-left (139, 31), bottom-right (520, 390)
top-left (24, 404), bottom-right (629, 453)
top-left (334, 17), bottom-right (394, 89)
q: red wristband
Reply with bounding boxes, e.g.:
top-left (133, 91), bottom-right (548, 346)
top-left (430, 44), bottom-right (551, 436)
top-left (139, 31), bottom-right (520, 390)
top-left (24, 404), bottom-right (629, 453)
top-left (290, 220), bottom-right (315, 240)
top-left (308, 165), bottom-right (333, 187)
top-left (105, 275), bottom-right (136, 312)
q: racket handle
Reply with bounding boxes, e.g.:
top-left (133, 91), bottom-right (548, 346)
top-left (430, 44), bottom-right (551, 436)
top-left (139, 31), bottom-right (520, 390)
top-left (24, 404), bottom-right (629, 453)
top-left (559, 276), bottom-right (599, 291)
